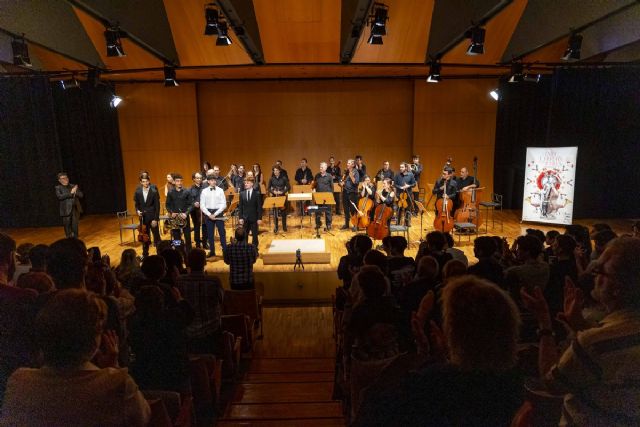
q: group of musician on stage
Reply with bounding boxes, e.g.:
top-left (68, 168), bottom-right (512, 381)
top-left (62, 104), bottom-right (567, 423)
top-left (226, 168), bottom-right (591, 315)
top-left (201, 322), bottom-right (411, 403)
top-left (55, 154), bottom-right (479, 258)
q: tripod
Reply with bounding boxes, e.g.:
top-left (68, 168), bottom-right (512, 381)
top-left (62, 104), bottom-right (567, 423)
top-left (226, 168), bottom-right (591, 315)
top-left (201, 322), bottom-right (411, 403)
top-left (294, 249), bottom-right (304, 271)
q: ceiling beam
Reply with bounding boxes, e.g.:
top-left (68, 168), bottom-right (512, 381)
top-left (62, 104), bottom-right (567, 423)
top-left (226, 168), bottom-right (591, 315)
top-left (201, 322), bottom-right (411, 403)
top-left (339, 0), bottom-right (373, 64)
top-left (216, 0), bottom-right (265, 64)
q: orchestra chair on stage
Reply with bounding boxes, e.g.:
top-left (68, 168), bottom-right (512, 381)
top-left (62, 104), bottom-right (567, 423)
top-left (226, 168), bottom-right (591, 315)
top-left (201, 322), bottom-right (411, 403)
top-left (479, 193), bottom-right (504, 233)
top-left (453, 222), bottom-right (478, 243)
top-left (389, 224), bottom-right (410, 246)
top-left (223, 288), bottom-right (263, 339)
top-left (117, 210), bottom-right (138, 245)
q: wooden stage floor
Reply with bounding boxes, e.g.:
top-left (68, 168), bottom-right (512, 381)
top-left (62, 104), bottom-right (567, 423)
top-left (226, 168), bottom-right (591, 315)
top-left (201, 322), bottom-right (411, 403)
top-left (3, 210), bottom-right (633, 274)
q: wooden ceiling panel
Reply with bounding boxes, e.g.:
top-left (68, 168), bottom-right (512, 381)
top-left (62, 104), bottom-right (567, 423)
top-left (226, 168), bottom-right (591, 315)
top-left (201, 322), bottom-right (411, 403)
top-left (162, 0), bottom-right (252, 66)
top-left (28, 44), bottom-right (87, 72)
top-left (252, 0), bottom-right (341, 63)
top-left (73, 6), bottom-right (164, 70)
top-left (352, 0), bottom-right (435, 63)
top-left (442, 0), bottom-right (528, 65)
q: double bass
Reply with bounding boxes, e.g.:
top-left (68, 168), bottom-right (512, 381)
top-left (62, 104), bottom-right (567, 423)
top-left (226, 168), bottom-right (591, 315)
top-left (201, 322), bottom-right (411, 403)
top-left (454, 157), bottom-right (483, 227)
top-left (433, 177), bottom-right (454, 233)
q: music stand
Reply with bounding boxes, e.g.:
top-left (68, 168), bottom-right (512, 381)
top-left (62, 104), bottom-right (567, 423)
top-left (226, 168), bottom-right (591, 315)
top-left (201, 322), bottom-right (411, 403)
top-left (312, 192), bottom-right (336, 238)
top-left (226, 199), bottom-right (239, 229)
top-left (289, 186), bottom-right (313, 235)
top-left (413, 201), bottom-right (426, 243)
top-left (263, 196), bottom-right (287, 237)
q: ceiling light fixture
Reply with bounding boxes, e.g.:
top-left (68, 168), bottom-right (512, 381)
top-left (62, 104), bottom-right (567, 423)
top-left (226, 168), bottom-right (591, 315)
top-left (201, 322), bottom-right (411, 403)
top-left (489, 89), bottom-right (499, 101)
top-left (367, 3), bottom-right (388, 45)
top-left (105, 27), bottom-right (125, 57)
top-left (110, 94), bottom-right (123, 108)
top-left (508, 62), bottom-right (524, 83)
top-left (60, 77), bottom-right (80, 90)
top-left (204, 4), bottom-right (219, 36)
top-left (11, 36), bottom-right (32, 67)
top-left (216, 21), bottom-right (232, 46)
top-left (561, 33), bottom-right (582, 61)
top-left (426, 60), bottom-right (441, 83)
top-left (164, 66), bottom-right (179, 87)
top-left (466, 26), bottom-right (485, 56)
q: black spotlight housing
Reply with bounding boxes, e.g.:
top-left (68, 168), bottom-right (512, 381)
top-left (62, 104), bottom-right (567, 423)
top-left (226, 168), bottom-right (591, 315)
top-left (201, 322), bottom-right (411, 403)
top-left (11, 37), bottom-right (32, 67)
top-left (508, 62), bottom-right (524, 83)
top-left (204, 4), bottom-right (219, 36)
top-left (562, 33), bottom-right (582, 61)
top-left (164, 66), bottom-right (179, 87)
top-left (426, 60), bottom-right (441, 83)
top-left (216, 21), bottom-right (233, 46)
top-left (466, 26), bottom-right (485, 55)
top-left (367, 3), bottom-right (388, 45)
top-left (105, 27), bottom-right (125, 57)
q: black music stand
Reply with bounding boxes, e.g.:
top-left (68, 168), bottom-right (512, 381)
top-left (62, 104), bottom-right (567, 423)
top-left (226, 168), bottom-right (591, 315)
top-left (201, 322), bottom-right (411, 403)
top-left (263, 195), bottom-right (286, 237)
top-left (312, 192), bottom-right (336, 238)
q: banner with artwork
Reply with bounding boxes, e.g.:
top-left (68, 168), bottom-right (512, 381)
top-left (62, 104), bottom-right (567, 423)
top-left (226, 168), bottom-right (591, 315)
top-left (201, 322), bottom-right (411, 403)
top-left (522, 147), bottom-right (578, 225)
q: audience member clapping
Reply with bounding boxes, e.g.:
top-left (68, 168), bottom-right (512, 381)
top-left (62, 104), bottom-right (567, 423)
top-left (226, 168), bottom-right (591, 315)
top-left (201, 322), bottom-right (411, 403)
top-left (416, 231), bottom-right (452, 282)
top-left (114, 248), bottom-right (144, 290)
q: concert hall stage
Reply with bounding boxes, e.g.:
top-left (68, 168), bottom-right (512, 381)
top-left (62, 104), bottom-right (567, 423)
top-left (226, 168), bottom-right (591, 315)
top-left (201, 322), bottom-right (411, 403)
top-left (2, 212), bottom-right (633, 304)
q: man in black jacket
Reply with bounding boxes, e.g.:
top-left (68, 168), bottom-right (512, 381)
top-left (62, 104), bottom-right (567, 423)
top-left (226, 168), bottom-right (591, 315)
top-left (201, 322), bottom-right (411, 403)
top-left (134, 173), bottom-right (161, 257)
top-left (189, 172), bottom-right (207, 249)
top-left (55, 172), bottom-right (83, 238)
top-left (238, 178), bottom-right (263, 247)
top-left (166, 174), bottom-right (193, 250)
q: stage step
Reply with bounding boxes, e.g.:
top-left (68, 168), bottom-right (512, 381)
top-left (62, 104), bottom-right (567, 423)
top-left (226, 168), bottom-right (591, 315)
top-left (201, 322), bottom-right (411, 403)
top-left (224, 402), bottom-right (343, 420)
top-left (248, 357), bottom-right (334, 373)
top-left (232, 382), bottom-right (334, 404)
top-left (243, 371), bottom-right (333, 383)
top-left (216, 417), bottom-right (345, 426)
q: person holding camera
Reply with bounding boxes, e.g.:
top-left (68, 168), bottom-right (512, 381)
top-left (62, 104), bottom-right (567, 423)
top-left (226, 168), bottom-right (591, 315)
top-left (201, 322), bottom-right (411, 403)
top-left (223, 228), bottom-right (258, 290)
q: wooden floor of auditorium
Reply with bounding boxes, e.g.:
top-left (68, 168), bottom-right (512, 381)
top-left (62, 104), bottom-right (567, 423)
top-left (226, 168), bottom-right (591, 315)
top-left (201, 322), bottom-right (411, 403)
top-left (3, 210), bottom-right (634, 273)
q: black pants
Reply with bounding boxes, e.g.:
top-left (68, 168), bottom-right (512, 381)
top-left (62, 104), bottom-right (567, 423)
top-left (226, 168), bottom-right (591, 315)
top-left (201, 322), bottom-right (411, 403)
top-left (204, 215), bottom-right (227, 255)
top-left (190, 208), bottom-right (207, 246)
top-left (315, 207), bottom-right (332, 228)
top-left (141, 216), bottom-right (161, 257)
top-left (62, 209), bottom-right (80, 238)
top-left (244, 220), bottom-right (259, 246)
top-left (273, 208), bottom-right (287, 231)
top-left (333, 191), bottom-right (342, 215)
top-left (343, 191), bottom-right (358, 227)
top-left (170, 215), bottom-right (192, 249)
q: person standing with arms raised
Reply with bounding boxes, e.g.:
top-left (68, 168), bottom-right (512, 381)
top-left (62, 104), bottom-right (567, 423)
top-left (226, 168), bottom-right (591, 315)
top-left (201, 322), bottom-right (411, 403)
top-left (55, 172), bottom-right (83, 238)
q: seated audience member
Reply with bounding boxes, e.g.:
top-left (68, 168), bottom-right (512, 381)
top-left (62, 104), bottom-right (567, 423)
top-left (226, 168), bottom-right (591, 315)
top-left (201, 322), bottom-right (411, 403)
top-left (363, 249), bottom-right (388, 275)
top-left (136, 255), bottom-right (170, 299)
top-left (544, 230), bottom-right (560, 261)
top-left (27, 244), bottom-right (48, 273)
top-left (114, 248), bottom-right (144, 290)
top-left (160, 249), bottom-right (186, 286)
top-left (129, 285), bottom-right (194, 394)
top-left (386, 236), bottom-right (416, 298)
top-left (398, 256), bottom-right (439, 316)
top-left (526, 228), bottom-right (546, 245)
top-left (565, 224), bottom-right (593, 267)
top-left (444, 233), bottom-right (468, 267)
top-left (545, 234), bottom-right (578, 317)
top-left (176, 249), bottom-right (224, 354)
top-left (156, 239), bottom-right (173, 255)
top-left (442, 259), bottom-right (467, 284)
top-left (349, 250), bottom-right (392, 307)
top-left (9, 243), bottom-right (33, 285)
top-left (521, 236), bottom-right (640, 426)
top-left (17, 271), bottom-right (54, 294)
top-left (468, 236), bottom-right (503, 286)
top-left (1, 289), bottom-right (150, 426)
top-left (590, 228), bottom-right (617, 263)
top-left (0, 234), bottom-right (38, 403)
top-left (416, 231), bottom-right (452, 281)
top-left (223, 227), bottom-right (258, 290)
top-left (355, 276), bottom-right (523, 426)
top-left (337, 235), bottom-right (373, 310)
top-left (503, 235), bottom-right (550, 308)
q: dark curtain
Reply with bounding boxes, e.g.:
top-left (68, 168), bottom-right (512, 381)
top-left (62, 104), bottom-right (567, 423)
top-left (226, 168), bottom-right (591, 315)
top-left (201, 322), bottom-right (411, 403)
top-left (0, 77), bottom-right (63, 227)
top-left (0, 77), bottom-right (126, 228)
top-left (52, 83), bottom-right (126, 215)
top-left (494, 67), bottom-right (640, 218)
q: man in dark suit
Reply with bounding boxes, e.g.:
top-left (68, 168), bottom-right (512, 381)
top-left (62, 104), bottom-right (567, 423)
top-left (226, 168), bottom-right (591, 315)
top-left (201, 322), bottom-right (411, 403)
top-left (55, 172), bottom-right (83, 238)
top-left (134, 173), bottom-right (161, 257)
top-left (238, 178), bottom-right (263, 247)
top-left (166, 174), bottom-right (194, 250)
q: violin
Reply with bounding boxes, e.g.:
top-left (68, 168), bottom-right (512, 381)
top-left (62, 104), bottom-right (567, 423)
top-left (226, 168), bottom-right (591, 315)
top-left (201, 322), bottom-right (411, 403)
top-left (137, 216), bottom-right (150, 243)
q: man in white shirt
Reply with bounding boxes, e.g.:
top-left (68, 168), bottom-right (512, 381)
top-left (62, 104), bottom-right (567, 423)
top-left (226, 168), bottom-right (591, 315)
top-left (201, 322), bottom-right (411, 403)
top-left (200, 175), bottom-right (227, 258)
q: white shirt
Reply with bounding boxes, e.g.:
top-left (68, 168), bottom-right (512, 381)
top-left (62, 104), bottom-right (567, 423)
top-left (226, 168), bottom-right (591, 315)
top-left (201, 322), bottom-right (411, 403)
top-left (142, 187), bottom-right (149, 203)
top-left (200, 186), bottom-right (227, 217)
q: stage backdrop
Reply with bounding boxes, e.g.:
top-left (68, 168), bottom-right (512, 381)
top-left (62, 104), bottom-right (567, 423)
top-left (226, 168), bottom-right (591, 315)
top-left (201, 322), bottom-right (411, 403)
top-left (522, 147), bottom-right (578, 225)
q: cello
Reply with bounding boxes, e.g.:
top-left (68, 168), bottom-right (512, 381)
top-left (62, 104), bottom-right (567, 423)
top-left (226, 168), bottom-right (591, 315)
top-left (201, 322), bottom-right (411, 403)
top-left (367, 186), bottom-right (394, 240)
top-left (454, 157), bottom-right (483, 227)
top-left (350, 196), bottom-right (373, 229)
top-left (433, 175), bottom-right (454, 233)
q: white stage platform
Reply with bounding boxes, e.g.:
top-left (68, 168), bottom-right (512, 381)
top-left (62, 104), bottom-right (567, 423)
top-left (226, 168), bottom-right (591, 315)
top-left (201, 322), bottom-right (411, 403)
top-left (262, 239), bottom-right (331, 265)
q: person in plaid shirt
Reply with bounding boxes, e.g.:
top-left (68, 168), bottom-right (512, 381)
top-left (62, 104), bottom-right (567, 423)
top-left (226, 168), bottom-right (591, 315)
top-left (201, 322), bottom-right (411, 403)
top-left (223, 228), bottom-right (258, 290)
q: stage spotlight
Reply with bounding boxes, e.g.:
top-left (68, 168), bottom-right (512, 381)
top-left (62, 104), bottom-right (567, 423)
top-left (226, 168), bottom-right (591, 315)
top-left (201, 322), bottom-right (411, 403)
top-left (367, 3), bottom-right (388, 45)
top-left (508, 62), bottom-right (524, 83)
top-left (216, 21), bottom-right (233, 46)
top-left (489, 89), bottom-right (499, 101)
top-left (426, 60), bottom-right (441, 83)
top-left (11, 37), bottom-right (32, 67)
top-left (110, 94), bottom-right (123, 108)
top-left (164, 66), bottom-right (179, 87)
top-left (60, 77), bottom-right (80, 90)
top-left (561, 33), bottom-right (582, 61)
top-left (204, 4), bottom-right (219, 36)
top-left (466, 26), bottom-right (485, 56)
top-left (105, 27), bottom-right (125, 57)
top-left (523, 73), bottom-right (541, 83)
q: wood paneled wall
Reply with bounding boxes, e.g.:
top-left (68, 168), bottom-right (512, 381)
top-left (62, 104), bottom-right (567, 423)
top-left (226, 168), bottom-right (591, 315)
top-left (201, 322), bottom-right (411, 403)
top-left (412, 79), bottom-right (498, 194)
top-left (197, 80), bottom-right (414, 181)
top-left (116, 79), bottom-right (498, 207)
top-left (117, 83), bottom-right (200, 212)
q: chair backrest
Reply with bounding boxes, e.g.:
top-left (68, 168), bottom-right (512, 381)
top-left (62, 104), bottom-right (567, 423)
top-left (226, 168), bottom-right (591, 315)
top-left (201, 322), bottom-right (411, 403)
top-left (223, 289), bottom-right (260, 320)
top-left (117, 211), bottom-right (134, 225)
top-left (493, 193), bottom-right (503, 205)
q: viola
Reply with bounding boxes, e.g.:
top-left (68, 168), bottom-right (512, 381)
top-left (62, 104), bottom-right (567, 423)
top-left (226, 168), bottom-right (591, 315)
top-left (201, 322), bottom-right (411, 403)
top-left (367, 203), bottom-right (393, 240)
top-left (137, 216), bottom-right (150, 243)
